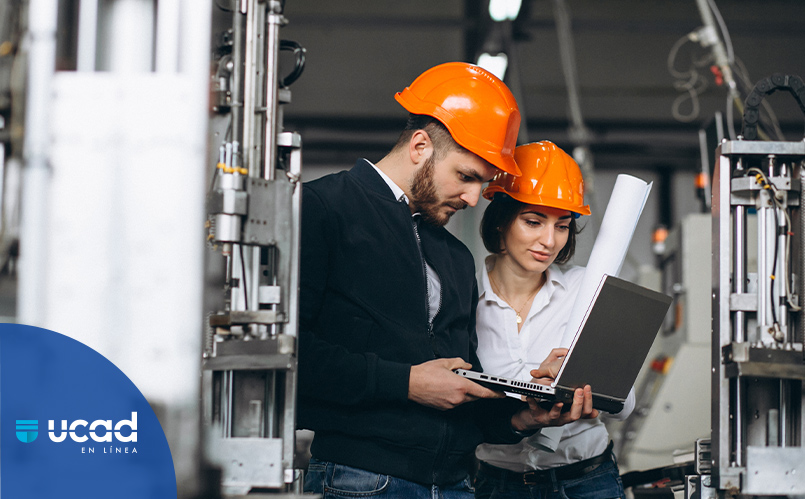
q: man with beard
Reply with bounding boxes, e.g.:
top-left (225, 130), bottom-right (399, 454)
top-left (298, 62), bottom-right (596, 498)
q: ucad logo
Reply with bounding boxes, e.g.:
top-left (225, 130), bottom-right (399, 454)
top-left (16, 413), bottom-right (138, 444)
top-left (48, 412), bottom-right (138, 443)
top-left (16, 420), bottom-right (38, 443)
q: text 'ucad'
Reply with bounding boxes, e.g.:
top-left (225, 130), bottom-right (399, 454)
top-left (49, 412), bottom-right (137, 443)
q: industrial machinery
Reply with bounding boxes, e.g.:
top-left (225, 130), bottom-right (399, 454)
top-left (203, 0), bottom-right (305, 495)
top-left (710, 74), bottom-right (805, 497)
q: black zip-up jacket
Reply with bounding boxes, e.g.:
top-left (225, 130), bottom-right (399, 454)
top-left (298, 159), bottom-right (524, 486)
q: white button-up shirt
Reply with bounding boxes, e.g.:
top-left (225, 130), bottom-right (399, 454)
top-left (475, 256), bottom-right (634, 471)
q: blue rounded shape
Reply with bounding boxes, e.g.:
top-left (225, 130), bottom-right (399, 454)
top-left (1, 323), bottom-right (177, 498)
top-left (15, 431), bottom-right (38, 443)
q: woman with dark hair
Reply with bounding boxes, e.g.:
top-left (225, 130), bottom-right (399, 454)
top-left (473, 141), bottom-right (632, 499)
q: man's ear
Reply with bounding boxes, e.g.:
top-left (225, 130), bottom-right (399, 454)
top-left (409, 129), bottom-right (433, 166)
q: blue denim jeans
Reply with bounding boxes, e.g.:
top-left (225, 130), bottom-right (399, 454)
top-left (474, 460), bottom-right (624, 499)
top-left (304, 458), bottom-right (475, 499)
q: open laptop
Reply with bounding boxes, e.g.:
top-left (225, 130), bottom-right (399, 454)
top-left (455, 274), bottom-right (672, 413)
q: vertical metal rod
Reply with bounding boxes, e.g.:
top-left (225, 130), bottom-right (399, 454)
top-left (735, 206), bottom-right (746, 342)
top-left (242, 0), bottom-right (259, 175)
top-left (155, 0), bottom-right (180, 72)
top-left (231, 8), bottom-right (245, 144)
top-left (734, 378), bottom-right (743, 466)
top-left (18, 0), bottom-right (59, 325)
top-left (780, 381), bottom-right (787, 446)
top-left (223, 370), bottom-right (233, 437)
top-left (758, 201), bottom-right (767, 338)
top-left (76, 0), bottom-right (99, 71)
top-left (714, 150), bottom-right (735, 478)
top-left (728, 200), bottom-right (744, 466)
top-left (733, 201), bottom-right (747, 466)
top-left (249, 245), bottom-right (260, 313)
top-left (263, 1), bottom-right (283, 181)
top-left (265, 371), bottom-right (276, 437)
top-left (99, 0), bottom-right (155, 73)
top-left (800, 163), bottom-right (805, 350)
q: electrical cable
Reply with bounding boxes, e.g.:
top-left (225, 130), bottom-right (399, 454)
top-left (726, 91), bottom-right (737, 140)
top-left (707, 0), bottom-right (734, 64)
top-left (733, 58), bottom-right (785, 140)
top-left (667, 34), bottom-right (695, 79)
top-left (771, 196), bottom-right (779, 327)
top-left (670, 0), bottom-right (784, 141)
top-left (667, 32), bottom-right (711, 123)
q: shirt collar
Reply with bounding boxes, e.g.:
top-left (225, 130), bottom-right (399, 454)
top-left (368, 160), bottom-right (409, 204)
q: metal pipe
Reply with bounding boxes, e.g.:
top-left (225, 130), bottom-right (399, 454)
top-left (733, 202), bottom-right (747, 465)
top-left (231, 8), bottom-right (246, 144)
top-left (242, 0), bottom-right (260, 175)
top-left (779, 381), bottom-right (787, 446)
top-left (98, 0), bottom-right (155, 73)
top-left (734, 378), bottom-right (743, 466)
top-left (693, 0), bottom-right (736, 93)
top-left (224, 370), bottom-right (233, 437)
top-left (263, 0), bottom-right (283, 181)
top-left (731, 157), bottom-right (745, 467)
top-left (734, 206), bottom-right (746, 342)
top-left (551, 0), bottom-right (598, 221)
top-left (758, 192), bottom-right (770, 340)
top-left (76, 0), bottom-right (99, 71)
top-left (800, 162), bottom-right (805, 352)
top-left (155, 0), bottom-right (181, 72)
top-left (17, 0), bottom-right (59, 326)
top-left (249, 245), bottom-right (260, 312)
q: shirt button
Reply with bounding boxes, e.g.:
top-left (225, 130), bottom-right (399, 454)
top-left (517, 359), bottom-right (523, 364)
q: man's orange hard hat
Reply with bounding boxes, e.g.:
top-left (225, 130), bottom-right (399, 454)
top-left (395, 62), bottom-right (522, 177)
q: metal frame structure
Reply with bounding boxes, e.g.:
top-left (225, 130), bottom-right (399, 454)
top-left (204, 0), bottom-right (304, 494)
top-left (711, 138), bottom-right (805, 497)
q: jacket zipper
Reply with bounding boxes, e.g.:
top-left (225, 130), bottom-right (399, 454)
top-left (412, 217), bottom-right (438, 352)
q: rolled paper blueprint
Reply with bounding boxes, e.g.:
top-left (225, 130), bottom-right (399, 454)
top-left (534, 174), bottom-right (651, 452)
top-left (560, 174), bottom-right (652, 347)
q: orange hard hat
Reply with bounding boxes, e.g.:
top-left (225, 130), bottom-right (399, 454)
top-left (395, 62), bottom-right (522, 177)
top-left (483, 141), bottom-right (591, 216)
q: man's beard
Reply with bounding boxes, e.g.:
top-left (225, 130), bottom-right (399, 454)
top-left (409, 156), bottom-right (467, 227)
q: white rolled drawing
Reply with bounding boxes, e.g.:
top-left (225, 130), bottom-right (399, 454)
top-left (561, 174), bottom-right (653, 347)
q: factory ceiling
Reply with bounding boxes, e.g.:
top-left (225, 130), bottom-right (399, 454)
top-left (230, 0), bottom-right (805, 173)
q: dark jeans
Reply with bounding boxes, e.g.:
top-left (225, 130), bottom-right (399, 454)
top-left (474, 459), bottom-right (624, 499)
top-left (305, 458), bottom-right (475, 499)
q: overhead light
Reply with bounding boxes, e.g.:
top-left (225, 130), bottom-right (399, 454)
top-left (476, 52), bottom-right (508, 80)
top-left (488, 0), bottom-right (522, 22)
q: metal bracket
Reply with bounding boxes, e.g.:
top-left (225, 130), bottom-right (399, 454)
top-left (211, 437), bottom-right (285, 493)
top-left (729, 293), bottom-right (757, 312)
top-left (242, 178), bottom-right (293, 246)
top-left (210, 310), bottom-right (286, 326)
top-left (745, 446), bottom-right (805, 495)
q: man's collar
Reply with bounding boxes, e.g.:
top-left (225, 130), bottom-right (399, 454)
top-left (368, 160), bottom-right (409, 204)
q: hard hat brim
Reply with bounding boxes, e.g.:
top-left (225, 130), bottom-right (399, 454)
top-left (482, 186), bottom-right (592, 217)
